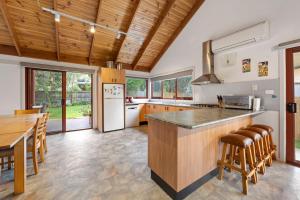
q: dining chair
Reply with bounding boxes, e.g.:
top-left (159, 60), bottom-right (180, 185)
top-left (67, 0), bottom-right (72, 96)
top-left (14, 108), bottom-right (40, 115)
top-left (0, 149), bottom-right (13, 170)
top-left (42, 112), bottom-right (49, 153)
top-left (27, 114), bottom-right (46, 174)
top-left (0, 109), bottom-right (36, 170)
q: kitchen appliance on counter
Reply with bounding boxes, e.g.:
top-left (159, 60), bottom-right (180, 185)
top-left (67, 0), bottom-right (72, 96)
top-left (125, 104), bottom-right (139, 128)
top-left (103, 83), bottom-right (125, 132)
top-left (222, 95), bottom-right (254, 110)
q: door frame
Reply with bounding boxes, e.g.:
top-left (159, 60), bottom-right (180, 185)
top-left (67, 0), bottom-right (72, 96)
top-left (286, 46), bottom-right (300, 167)
top-left (25, 68), bottom-right (93, 133)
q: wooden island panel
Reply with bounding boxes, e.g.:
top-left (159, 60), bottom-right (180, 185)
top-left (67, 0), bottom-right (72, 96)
top-left (148, 116), bottom-right (252, 192)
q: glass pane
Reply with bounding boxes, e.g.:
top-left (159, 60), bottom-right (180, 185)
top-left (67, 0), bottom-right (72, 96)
top-left (152, 80), bottom-right (162, 97)
top-left (177, 76), bottom-right (193, 98)
top-left (294, 52), bottom-right (300, 161)
top-left (66, 72), bottom-right (92, 131)
top-left (126, 77), bottom-right (147, 98)
top-left (163, 79), bottom-right (176, 99)
top-left (33, 70), bottom-right (62, 132)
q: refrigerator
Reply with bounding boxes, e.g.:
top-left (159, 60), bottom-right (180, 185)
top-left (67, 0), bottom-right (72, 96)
top-left (103, 83), bottom-right (125, 132)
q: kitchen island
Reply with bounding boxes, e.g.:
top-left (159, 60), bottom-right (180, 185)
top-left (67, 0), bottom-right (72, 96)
top-left (146, 108), bottom-right (263, 200)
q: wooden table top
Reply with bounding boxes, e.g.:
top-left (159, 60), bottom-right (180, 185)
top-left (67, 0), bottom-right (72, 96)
top-left (0, 113), bottom-right (43, 149)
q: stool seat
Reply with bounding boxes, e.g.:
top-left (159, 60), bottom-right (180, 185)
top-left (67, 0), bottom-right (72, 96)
top-left (243, 127), bottom-right (268, 137)
top-left (251, 124), bottom-right (273, 133)
top-left (221, 134), bottom-right (253, 148)
top-left (234, 130), bottom-right (262, 141)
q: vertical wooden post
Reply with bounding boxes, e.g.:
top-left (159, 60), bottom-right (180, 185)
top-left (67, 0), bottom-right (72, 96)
top-left (14, 137), bottom-right (26, 194)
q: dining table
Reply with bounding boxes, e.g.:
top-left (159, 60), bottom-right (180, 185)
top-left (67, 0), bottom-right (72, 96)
top-left (0, 113), bottom-right (43, 194)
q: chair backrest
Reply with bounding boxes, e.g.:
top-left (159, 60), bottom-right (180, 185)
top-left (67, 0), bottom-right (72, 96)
top-left (43, 112), bottom-right (49, 134)
top-left (33, 115), bottom-right (46, 147)
top-left (15, 108), bottom-right (40, 115)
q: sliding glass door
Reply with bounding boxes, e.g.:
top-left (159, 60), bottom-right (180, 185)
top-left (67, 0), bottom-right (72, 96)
top-left (66, 72), bottom-right (92, 131)
top-left (26, 68), bottom-right (92, 133)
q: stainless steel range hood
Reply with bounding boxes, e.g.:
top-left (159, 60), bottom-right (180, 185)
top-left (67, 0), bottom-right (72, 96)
top-left (192, 40), bottom-right (221, 85)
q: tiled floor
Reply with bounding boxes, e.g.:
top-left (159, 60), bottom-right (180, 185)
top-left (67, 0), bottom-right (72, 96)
top-left (1, 126), bottom-right (300, 200)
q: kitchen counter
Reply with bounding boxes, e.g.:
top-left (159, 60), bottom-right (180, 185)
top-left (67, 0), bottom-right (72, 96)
top-left (146, 108), bottom-right (264, 129)
top-left (147, 108), bottom-right (264, 199)
top-left (125, 101), bottom-right (205, 108)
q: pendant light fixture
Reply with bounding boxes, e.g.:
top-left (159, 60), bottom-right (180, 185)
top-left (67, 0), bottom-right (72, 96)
top-left (42, 7), bottom-right (144, 43)
top-left (54, 13), bottom-right (60, 22)
top-left (90, 25), bottom-right (96, 34)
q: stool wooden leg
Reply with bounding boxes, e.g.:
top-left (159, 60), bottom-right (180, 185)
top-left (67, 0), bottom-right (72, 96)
top-left (263, 136), bottom-right (272, 166)
top-left (268, 134), bottom-right (277, 160)
top-left (218, 143), bottom-right (228, 180)
top-left (239, 147), bottom-right (248, 195)
top-left (255, 140), bottom-right (265, 174)
top-left (228, 145), bottom-right (235, 172)
top-left (247, 146), bottom-right (257, 184)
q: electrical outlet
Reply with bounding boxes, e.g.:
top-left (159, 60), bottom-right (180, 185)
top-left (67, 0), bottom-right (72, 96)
top-left (265, 90), bottom-right (275, 95)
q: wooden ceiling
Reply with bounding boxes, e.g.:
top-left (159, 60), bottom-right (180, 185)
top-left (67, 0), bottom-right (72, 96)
top-left (0, 0), bottom-right (204, 72)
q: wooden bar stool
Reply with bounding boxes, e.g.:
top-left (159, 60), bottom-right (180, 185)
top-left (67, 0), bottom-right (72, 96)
top-left (218, 134), bottom-right (257, 195)
top-left (251, 124), bottom-right (276, 159)
top-left (242, 127), bottom-right (272, 166)
top-left (234, 130), bottom-right (266, 175)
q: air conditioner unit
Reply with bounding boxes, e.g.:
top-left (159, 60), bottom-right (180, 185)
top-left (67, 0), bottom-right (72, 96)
top-left (212, 21), bottom-right (269, 53)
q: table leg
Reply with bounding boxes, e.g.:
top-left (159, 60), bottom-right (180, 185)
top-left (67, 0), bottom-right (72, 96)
top-left (14, 137), bottom-right (26, 194)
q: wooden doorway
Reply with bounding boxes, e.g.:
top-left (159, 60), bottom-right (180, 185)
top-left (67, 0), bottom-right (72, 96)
top-left (25, 68), bottom-right (93, 133)
top-left (286, 46), bottom-right (300, 167)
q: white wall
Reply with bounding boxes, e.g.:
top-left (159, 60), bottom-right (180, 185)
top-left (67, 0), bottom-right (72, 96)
top-left (0, 63), bottom-right (22, 114)
top-left (151, 0), bottom-right (300, 87)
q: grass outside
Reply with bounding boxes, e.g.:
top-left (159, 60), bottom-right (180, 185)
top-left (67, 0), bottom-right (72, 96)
top-left (296, 139), bottom-right (300, 149)
top-left (48, 105), bottom-right (91, 119)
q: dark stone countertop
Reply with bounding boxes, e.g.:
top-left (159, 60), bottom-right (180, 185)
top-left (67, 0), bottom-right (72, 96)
top-left (146, 108), bottom-right (264, 129)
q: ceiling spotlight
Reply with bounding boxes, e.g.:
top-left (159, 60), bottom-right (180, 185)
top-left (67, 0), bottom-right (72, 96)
top-left (116, 32), bottom-right (121, 39)
top-left (90, 25), bottom-right (96, 33)
top-left (54, 13), bottom-right (60, 22)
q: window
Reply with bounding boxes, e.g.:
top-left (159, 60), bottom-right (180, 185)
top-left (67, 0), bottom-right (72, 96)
top-left (177, 76), bottom-right (193, 99)
top-left (150, 71), bottom-right (193, 100)
top-left (152, 80), bottom-right (162, 98)
top-left (163, 79), bottom-right (176, 99)
top-left (126, 77), bottom-right (148, 98)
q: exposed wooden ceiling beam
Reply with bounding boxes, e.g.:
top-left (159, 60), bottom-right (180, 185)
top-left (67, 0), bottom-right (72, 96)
top-left (148, 0), bottom-right (205, 71)
top-left (88, 0), bottom-right (102, 65)
top-left (0, 0), bottom-right (21, 56)
top-left (114, 0), bottom-right (141, 61)
top-left (0, 44), bottom-right (18, 56)
top-left (132, 0), bottom-right (176, 70)
top-left (54, 0), bottom-right (60, 61)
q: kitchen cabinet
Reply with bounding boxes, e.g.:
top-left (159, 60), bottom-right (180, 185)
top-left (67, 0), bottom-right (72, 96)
top-left (141, 104), bottom-right (194, 123)
top-left (100, 68), bottom-right (125, 84)
top-left (138, 104), bottom-right (146, 122)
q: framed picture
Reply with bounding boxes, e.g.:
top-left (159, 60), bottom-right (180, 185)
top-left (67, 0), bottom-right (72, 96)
top-left (258, 61), bottom-right (268, 77)
top-left (242, 59), bottom-right (251, 73)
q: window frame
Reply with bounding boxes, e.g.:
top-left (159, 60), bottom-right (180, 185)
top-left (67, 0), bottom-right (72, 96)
top-left (151, 80), bottom-right (163, 99)
top-left (125, 76), bottom-right (149, 99)
top-left (176, 75), bottom-right (193, 100)
top-left (150, 75), bottom-right (193, 100)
